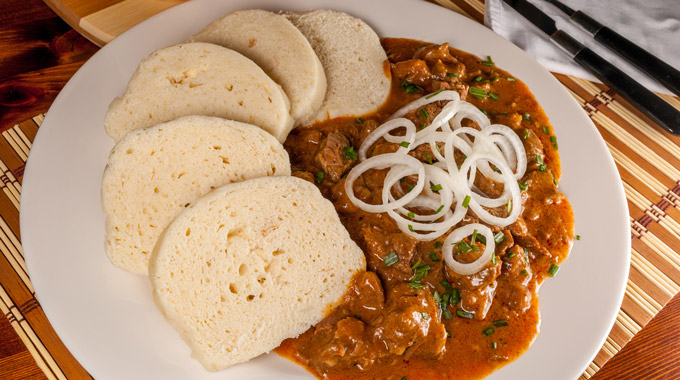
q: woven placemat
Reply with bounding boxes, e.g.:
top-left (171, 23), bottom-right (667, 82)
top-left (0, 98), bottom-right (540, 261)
top-left (1, 1), bottom-right (680, 379)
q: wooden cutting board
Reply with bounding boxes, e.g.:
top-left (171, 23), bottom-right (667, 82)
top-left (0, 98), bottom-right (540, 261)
top-left (42, 0), bottom-right (187, 46)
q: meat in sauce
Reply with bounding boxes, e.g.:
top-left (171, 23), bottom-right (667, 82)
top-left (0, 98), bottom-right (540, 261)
top-left (277, 38), bottom-right (574, 380)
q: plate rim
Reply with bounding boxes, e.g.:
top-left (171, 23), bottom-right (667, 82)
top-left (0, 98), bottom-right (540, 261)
top-left (20, 0), bottom-right (631, 379)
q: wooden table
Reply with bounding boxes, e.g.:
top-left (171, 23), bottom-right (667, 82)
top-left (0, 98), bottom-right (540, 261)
top-left (1, 0), bottom-right (679, 379)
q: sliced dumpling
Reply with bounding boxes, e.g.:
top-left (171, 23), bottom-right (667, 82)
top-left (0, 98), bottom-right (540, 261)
top-left (190, 9), bottom-right (326, 125)
top-left (104, 42), bottom-right (293, 142)
top-left (286, 10), bottom-right (391, 124)
top-left (149, 176), bottom-right (366, 371)
top-left (101, 116), bottom-right (291, 274)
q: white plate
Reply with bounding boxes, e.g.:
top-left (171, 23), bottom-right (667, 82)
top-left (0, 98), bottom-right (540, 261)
top-left (21, 0), bottom-right (630, 378)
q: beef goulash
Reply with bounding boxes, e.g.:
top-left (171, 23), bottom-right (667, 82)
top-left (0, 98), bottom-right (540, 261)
top-left (277, 38), bottom-right (574, 380)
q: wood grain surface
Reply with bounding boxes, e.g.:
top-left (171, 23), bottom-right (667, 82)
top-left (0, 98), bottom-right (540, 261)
top-left (2, 0), bottom-right (680, 379)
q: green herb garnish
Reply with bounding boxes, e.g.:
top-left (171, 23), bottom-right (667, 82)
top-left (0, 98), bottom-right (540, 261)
top-left (314, 171), bottom-right (325, 183)
top-left (457, 310), bottom-right (474, 319)
top-left (343, 146), bottom-right (357, 160)
top-left (548, 264), bottom-right (560, 276)
top-left (383, 252), bottom-right (399, 267)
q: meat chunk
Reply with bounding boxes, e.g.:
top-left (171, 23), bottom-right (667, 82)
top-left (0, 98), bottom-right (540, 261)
top-left (495, 245), bottom-right (533, 316)
top-left (392, 59), bottom-right (431, 88)
top-left (414, 43), bottom-right (458, 65)
top-left (445, 256), bottom-right (502, 320)
top-left (358, 224), bottom-right (418, 285)
top-left (314, 131), bottom-right (354, 182)
top-left (372, 284), bottom-right (447, 357)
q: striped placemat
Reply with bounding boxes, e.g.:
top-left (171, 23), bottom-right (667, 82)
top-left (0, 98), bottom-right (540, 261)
top-left (1, 1), bottom-right (680, 379)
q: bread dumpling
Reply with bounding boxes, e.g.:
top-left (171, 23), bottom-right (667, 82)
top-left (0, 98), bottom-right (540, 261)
top-left (191, 9), bottom-right (326, 125)
top-left (286, 10), bottom-right (391, 124)
top-left (149, 176), bottom-right (366, 371)
top-left (102, 116), bottom-right (291, 274)
top-left (104, 42), bottom-right (293, 142)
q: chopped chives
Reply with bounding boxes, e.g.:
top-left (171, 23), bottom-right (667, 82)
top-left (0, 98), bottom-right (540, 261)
top-left (419, 108), bottom-right (430, 119)
top-left (408, 224), bottom-right (414, 232)
top-left (457, 310), bottom-right (474, 319)
top-left (491, 254), bottom-right (497, 265)
top-left (493, 319), bottom-right (509, 327)
top-left (494, 232), bottom-right (505, 244)
top-left (457, 241), bottom-right (472, 253)
top-left (425, 153), bottom-right (433, 164)
top-left (430, 184), bottom-right (443, 192)
top-left (482, 56), bottom-right (495, 66)
top-left (550, 136), bottom-right (557, 143)
top-left (314, 170), bottom-right (325, 183)
top-left (507, 77), bottom-right (516, 81)
top-left (542, 125), bottom-right (550, 134)
top-left (474, 75), bottom-right (482, 82)
top-left (450, 288), bottom-right (461, 305)
top-left (408, 282), bottom-right (424, 289)
top-left (429, 251), bottom-right (440, 262)
top-left (462, 195), bottom-right (471, 208)
top-left (421, 312), bottom-right (430, 320)
top-left (507, 251), bottom-right (515, 258)
top-left (548, 264), bottom-right (560, 276)
top-left (490, 77), bottom-right (499, 82)
top-left (523, 113), bottom-right (531, 120)
top-left (354, 117), bottom-right (364, 124)
top-left (433, 291), bottom-right (442, 305)
top-left (411, 264), bottom-right (431, 282)
top-left (576, 235), bottom-right (581, 240)
top-left (435, 205), bottom-right (445, 214)
top-left (521, 269), bottom-right (530, 277)
top-left (446, 72), bottom-right (459, 77)
top-left (435, 241), bottom-right (443, 249)
top-left (551, 169), bottom-right (558, 185)
top-left (447, 330), bottom-right (452, 337)
top-left (383, 252), bottom-right (399, 267)
top-left (400, 75), bottom-right (424, 94)
top-left (507, 199), bottom-right (512, 213)
top-left (489, 92), bottom-right (499, 100)
top-left (407, 211), bottom-right (415, 218)
top-left (519, 180), bottom-right (528, 191)
top-left (477, 234), bottom-right (487, 245)
top-left (469, 87), bottom-right (490, 99)
top-left (440, 279), bottom-right (453, 292)
top-left (443, 309), bottom-right (453, 320)
top-left (400, 141), bottom-right (411, 148)
top-left (407, 184), bottom-right (414, 192)
top-left (471, 229), bottom-right (478, 245)
top-left (523, 129), bottom-right (530, 140)
top-left (478, 107), bottom-right (488, 115)
top-left (343, 146), bottom-right (357, 160)
top-left (483, 327), bottom-right (495, 336)
top-left (491, 342), bottom-right (498, 349)
top-left (411, 259), bottom-right (422, 270)
top-left (426, 89), bottom-right (445, 99)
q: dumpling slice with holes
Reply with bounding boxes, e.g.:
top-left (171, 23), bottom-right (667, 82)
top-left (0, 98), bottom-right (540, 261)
top-left (285, 10), bottom-right (391, 124)
top-left (101, 116), bottom-right (290, 275)
top-left (190, 9), bottom-right (326, 125)
top-left (104, 42), bottom-right (294, 142)
top-left (148, 176), bottom-right (366, 371)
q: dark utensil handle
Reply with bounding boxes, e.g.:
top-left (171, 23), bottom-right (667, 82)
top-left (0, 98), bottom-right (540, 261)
top-left (573, 47), bottom-right (680, 135)
top-left (594, 26), bottom-right (680, 96)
